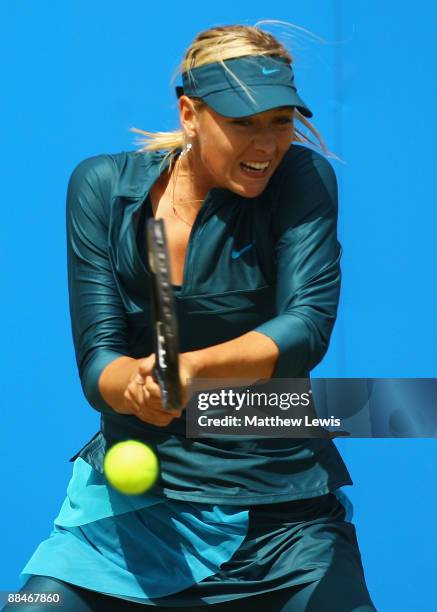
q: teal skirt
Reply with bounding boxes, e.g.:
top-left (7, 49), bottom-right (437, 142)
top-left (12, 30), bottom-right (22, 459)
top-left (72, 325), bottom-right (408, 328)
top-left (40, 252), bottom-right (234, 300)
top-left (21, 459), bottom-right (362, 607)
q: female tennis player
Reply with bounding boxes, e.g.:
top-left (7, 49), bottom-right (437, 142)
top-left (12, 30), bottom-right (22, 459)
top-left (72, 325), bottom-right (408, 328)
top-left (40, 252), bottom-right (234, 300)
top-left (11, 24), bottom-right (376, 612)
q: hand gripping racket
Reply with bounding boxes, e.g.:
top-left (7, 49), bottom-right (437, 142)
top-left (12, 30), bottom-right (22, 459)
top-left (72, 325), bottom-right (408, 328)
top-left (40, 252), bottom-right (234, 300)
top-left (146, 218), bottom-right (182, 412)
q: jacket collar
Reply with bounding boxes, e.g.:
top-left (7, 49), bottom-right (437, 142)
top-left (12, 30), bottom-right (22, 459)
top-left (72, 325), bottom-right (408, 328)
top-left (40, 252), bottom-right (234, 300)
top-left (113, 148), bottom-right (233, 211)
top-left (113, 149), bottom-right (175, 201)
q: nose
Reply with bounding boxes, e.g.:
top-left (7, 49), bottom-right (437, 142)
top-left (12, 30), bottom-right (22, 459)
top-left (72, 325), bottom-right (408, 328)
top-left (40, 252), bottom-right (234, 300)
top-left (252, 128), bottom-right (276, 156)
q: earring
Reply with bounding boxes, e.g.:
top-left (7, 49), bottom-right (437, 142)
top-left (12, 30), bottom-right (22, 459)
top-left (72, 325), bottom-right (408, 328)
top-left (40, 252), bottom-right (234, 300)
top-left (180, 142), bottom-right (192, 157)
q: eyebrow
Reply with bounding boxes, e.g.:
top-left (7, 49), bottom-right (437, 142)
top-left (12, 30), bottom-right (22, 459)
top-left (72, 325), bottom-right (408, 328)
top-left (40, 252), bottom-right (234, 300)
top-left (231, 107), bottom-right (294, 120)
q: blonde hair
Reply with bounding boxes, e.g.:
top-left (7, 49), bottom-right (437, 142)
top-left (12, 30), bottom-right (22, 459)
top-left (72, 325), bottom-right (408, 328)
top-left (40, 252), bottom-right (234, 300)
top-left (130, 24), bottom-right (342, 166)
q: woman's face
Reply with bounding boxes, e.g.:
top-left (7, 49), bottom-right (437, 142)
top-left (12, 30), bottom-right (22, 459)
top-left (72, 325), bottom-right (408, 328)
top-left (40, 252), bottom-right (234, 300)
top-left (180, 97), bottom-right (294, 199)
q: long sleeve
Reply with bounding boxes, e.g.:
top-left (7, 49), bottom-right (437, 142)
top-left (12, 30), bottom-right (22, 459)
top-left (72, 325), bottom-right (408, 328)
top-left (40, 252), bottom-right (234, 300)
top-left (254, 148), bottom-right (341, 377)
top-left (66, 155), bottom-right (130, 413)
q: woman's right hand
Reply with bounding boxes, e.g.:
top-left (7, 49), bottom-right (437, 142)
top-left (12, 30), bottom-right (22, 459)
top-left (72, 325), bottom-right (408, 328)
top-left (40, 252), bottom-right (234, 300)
top-left (122, 355), bottom-right (183, 427)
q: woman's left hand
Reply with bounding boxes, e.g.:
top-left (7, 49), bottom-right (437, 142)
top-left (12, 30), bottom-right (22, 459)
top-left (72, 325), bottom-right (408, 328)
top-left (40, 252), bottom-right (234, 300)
top-left (136, 351), bottom-right (200, 412)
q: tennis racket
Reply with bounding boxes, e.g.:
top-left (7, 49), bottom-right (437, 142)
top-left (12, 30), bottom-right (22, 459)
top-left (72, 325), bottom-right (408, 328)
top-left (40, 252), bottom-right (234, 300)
top-left (146, 218), bottom-right (182, 412)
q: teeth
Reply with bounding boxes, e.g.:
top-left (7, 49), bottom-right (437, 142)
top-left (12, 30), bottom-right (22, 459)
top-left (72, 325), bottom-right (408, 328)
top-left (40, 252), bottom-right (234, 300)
top-left (241, 161), bottom-right (270, 171)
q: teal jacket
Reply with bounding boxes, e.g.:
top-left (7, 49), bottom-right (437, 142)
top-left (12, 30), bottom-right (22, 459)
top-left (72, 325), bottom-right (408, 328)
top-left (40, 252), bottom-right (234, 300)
top-left (67, 144), bottom-right (352, 504)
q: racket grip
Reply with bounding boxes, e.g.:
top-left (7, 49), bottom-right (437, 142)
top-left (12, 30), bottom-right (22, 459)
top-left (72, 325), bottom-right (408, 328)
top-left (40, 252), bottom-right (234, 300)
top-left (152, 365), bottom-right (165, 390)
top-left (152, 365), bottom-right (171, 411)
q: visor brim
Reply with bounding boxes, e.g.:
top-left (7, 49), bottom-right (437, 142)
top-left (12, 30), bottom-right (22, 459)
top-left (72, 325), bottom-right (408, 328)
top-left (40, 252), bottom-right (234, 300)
top-left (200, 85), bottom-right (313, 119)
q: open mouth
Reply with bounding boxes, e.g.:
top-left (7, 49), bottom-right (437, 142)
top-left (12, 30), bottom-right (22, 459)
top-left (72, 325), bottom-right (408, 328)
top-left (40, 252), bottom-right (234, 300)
top-left (240, 160), bottom-right (272, 177)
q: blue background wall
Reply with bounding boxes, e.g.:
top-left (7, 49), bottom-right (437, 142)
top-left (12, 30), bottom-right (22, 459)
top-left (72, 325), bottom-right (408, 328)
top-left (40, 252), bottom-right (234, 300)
top-left (1, 2), bottom-right (436, 610)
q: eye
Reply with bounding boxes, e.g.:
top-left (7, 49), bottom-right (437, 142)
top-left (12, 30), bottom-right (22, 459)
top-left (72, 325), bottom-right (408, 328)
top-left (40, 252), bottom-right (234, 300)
top-left (274, 116), bottom-right (293, 125)
top-left (231, 119), bottom-right (253, 127)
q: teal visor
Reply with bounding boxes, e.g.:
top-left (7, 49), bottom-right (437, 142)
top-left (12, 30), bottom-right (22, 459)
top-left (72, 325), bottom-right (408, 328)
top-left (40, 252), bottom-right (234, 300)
top-left (176, 55), bottom-right (313, 118)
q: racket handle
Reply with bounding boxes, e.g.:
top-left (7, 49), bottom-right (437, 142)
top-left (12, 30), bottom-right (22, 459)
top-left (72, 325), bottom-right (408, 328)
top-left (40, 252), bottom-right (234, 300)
top-left (152, 365), bottom-right (171, 411)
top-left (151, 365), bottom-right (159, 383)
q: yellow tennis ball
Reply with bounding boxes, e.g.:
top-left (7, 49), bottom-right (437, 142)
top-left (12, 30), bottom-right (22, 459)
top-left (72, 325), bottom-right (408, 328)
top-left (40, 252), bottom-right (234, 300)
top-left (103, 440), bottom-right (159, 495)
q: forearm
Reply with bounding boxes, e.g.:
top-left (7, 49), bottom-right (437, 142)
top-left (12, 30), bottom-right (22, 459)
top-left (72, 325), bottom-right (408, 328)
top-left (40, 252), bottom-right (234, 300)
top-left (98, 332), bottom-right (279, 411)
top-left (98, 355), bottom-right (139, 413)
top-left (189, 331), bottom-right (279, 382)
